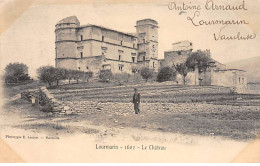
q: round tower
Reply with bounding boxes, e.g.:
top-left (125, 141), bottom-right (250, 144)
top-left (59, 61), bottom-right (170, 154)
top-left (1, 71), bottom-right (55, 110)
top-left (55, 16), bottom-right (80, 69)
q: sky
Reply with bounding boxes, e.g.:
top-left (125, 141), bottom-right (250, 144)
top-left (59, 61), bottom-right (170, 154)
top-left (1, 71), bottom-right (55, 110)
top-left (0, 0), bottom-right (259, 78)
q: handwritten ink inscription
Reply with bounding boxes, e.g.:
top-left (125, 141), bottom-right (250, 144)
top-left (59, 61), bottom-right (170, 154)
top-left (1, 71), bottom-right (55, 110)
top-left (168, 0), bottom-right (256, 41)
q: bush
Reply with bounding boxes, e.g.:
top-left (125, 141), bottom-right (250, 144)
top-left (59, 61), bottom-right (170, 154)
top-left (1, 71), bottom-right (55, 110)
top-left (99, 70), bottom-right (113, 83)
top-left (4, 62), bottom-right (31, 83)
top-left (83, 71), bottom-right (93, 82)
top-left (128, 73), bottom-right (144, 83)
top-left (140, 67), bottom-right (153, 82)
top-left (157, 67), bottom-right (176, 82)
top-left (114, 73), bottom-right (130, 85)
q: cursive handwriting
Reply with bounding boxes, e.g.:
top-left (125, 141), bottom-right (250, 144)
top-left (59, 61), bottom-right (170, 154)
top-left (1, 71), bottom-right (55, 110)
top-left (205, 0), bottom-right (247, 11)
top-left (214, 26), bottom-right (256, 41)
top-left (187, 11), bottom-right (249, 26)
top-left (168, 2), bottom-right (201, 10)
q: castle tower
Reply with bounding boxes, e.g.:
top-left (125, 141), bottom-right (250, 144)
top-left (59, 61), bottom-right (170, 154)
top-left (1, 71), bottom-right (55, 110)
top-left (136, 19), bottom-right (159, 71)
top-left (55, 16), bottom-right (80, 70)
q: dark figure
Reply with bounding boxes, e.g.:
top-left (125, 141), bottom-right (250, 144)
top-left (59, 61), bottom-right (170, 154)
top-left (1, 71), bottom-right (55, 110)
top-left (133, 88), bottom-right (141, 114)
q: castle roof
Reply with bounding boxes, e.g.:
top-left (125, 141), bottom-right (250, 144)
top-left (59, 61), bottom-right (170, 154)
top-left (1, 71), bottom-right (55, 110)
top-left (136, 19), bottom-right (158, 24)
top-left (78, 24), bottom-right (136, 38)
top-left (56, 16), bottom-right (80, 25)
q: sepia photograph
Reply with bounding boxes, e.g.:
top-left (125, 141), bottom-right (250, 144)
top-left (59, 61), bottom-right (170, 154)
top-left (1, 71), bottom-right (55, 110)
top-left (0, 0), bottom-right (259, 163)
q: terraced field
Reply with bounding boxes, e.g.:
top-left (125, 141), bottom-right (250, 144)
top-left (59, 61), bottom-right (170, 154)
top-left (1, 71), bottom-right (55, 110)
top-left (50, 82), bottom-right (260, 105)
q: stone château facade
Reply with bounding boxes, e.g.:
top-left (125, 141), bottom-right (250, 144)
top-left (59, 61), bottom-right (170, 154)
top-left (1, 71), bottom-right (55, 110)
top-left (55, 16), bottom-right (159, 76)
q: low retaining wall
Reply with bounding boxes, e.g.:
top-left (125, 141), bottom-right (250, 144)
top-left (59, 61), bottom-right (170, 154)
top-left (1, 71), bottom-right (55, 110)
top-left (21, 87), bottom-right (72, 114)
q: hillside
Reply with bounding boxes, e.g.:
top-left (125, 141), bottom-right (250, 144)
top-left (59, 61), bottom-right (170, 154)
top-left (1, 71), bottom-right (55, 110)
top-left (226, 56), bottom-right (260, 83)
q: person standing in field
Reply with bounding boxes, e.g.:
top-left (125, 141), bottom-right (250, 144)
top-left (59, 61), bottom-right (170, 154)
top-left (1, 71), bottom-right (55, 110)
top-left (133, 88), bottom-right (141, 114)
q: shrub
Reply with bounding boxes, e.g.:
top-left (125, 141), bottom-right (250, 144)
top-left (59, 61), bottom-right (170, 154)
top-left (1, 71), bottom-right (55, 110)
top-left (99, 70), bottom-right (113, 83)
top-left (129, 73), bottom-right (144, 83)
top-left (83, 71), bottom-right (93, 82)
top-left (114, 73), bottom-right (131, 85)
top-left (157, 67), bottom-right (176, 82)
top-left (140, 67), bottom-right (153, 82)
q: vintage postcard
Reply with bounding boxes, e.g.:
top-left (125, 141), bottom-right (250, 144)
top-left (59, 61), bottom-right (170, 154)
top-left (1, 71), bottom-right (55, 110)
top-left (0, 0), bottom-right (259, 163)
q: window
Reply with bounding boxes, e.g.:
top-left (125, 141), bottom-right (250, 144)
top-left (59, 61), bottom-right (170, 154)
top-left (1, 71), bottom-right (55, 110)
top-left (143, 56), bottom-right (145, 61)
top-left (178, 51), bottom-right (181, 55)
top-left (190, 43), bottom-right (192, 46)
top-left (86, 66), bottom-right (89, 69)
top-left (143, 39), bottom-right (145, 43)
top-left (239, 77), bottom-right (241, 83)
top-left (133, 44), bottom-right (135, 48)
top-left (63, 54), bottom-right (64, 56)
top-left (153, 62), bottom-right (155, 68)
top-left (118, 50), bottom-right (124, 54)
top-left (101, 46), bottom-right (107, 50)
top-left (102, 36), bottom-right (104, 41)
top-left (80, 35), bottom-right (83, 41)
top-left (132, 57), bottom-right (135, 63)
top-left (101, 46), bottom-right (107, 55)
top-left (77, 46), bottom-right (84, 49)
top-left (80, 52), bottom-right (83, 58)
top-left (119, 55), bottom-right (121, 61)
top-left (119, 65), bottom-right (123, 71)
top-left (78, 67), bottom-right (81, 70)
top-left (121, 41), bottom-right (123, 45)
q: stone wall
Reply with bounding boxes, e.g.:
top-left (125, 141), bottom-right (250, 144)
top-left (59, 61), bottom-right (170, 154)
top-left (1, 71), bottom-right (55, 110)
top-left (21, 87), bottom-right (74, 114)
top-left (247, 83), bottom-right (260, 94)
